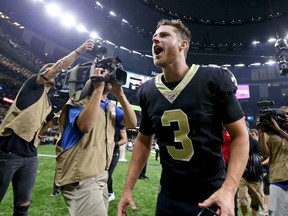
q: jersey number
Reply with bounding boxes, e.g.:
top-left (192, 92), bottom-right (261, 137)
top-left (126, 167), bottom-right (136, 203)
top-left (161, 109), bottom-right (194, 161)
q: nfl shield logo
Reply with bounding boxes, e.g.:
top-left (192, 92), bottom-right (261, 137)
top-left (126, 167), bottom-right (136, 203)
top-left (168, 93), bottom-right (176, 102)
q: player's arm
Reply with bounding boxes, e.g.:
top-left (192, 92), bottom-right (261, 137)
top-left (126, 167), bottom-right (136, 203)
top-left (117, 82), bottom-right (152, 215)
top-left (198, 117), bottom-right (249, 215)
top-left (117, 132), bottom-right (154, 215)
top-left (218, 67), bottom-right (249, 192)
top-left (223, 117), bottom-right (249, 195)
top-left (125, 133), bottom-right (152, 189)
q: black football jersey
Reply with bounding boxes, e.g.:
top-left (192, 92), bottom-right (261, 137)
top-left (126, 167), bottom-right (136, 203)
top-left (138, 64), bottom-right (244, 202)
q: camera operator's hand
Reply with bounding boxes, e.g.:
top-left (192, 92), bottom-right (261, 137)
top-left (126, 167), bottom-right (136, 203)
top-left (257, 124), bottom-right (266, 132)
top-left (90, 68), bottom-right (108, 90)
top-left (271, 117), bottom-right (282, 132)
top-left (75, 39), bottom-right (95, 55)
top-left (110, 83), bottom-right (124, 99)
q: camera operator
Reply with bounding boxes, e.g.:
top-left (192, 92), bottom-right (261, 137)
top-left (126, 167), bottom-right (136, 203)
top-left (258, 106), bottom-right (288, 216)
top-left (238, 129), bottom-right (264, 216)
top-left (54, 56), bottom-right (137, 216)
top-left (0, 39), bottom-right (94, 215)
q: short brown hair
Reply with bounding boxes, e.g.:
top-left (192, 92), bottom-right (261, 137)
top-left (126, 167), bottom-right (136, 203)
top-left (157, 19), bottom-right (191, 43)
top-left (157, 19), bottom-right (191, 57)
top-left (249, 128), bottom-right (259, 137)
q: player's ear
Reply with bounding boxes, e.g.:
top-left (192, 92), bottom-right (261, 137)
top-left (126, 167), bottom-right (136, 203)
top-left (179, 40), bottom-right (188, 50)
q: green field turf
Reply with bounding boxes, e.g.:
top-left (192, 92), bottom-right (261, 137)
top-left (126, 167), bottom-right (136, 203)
top-left (0, 145), bottom-right (161, 216)
top-left (0, 144), bottom-right (249, 216)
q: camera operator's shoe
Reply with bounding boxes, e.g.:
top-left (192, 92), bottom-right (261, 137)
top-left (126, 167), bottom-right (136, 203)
top-left (259, 210), bottom-right (268, 216)
top-left (49, 191), bottom-right (60, 197)
top-left (138, 175), bottom-right (149, 180)
top-left (108, 192), bottom-right (115, 202)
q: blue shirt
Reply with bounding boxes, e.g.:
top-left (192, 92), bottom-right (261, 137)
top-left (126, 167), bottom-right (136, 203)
top-left (61, 99), bottom-right (124, 150)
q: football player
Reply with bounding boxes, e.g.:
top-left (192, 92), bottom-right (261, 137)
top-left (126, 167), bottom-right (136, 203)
top-left (117, 19), bottom-right (249, 216)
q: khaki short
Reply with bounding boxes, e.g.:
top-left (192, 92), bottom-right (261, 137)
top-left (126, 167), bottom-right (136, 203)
top-left (60, 171), bottom-right (109, 216)
top-left (238, 177), bottom-right (264, 209)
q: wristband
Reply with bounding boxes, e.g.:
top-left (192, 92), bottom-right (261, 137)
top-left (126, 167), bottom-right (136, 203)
top-left (115, 142), bottom-right (120, 147)
top-left (75, 50), bottom-right (81, 55)
top-left (40, 73), bottom-right (49, 81)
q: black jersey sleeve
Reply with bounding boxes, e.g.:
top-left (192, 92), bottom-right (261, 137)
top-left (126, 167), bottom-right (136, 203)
top-left (217, 67), bottom-right (244, 124)
top-left (218, 67), bottom-right (238, 96)
top-left (137, 81), bottom-right (155, 136)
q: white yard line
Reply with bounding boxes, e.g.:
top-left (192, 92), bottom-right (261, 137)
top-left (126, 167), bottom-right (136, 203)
top-left (38, 153), bottom-right (56, 158)
top-left (38, 151), bottom-right (156, 158)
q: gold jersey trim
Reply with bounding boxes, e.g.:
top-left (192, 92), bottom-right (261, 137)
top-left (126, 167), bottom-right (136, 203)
top-left (155, 64), bottom-right (200, 103)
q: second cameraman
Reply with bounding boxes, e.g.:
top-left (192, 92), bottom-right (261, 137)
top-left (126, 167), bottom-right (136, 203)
top-left (54, 57), bottom-right (137, 216)
top-left (258, 106), bottom-right (288, 216)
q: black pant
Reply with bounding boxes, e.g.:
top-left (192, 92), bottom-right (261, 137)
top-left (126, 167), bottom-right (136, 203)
top-left (0, 152), bottom-right (38, 216)
top-left (139, 163), bottom-right (147, 177)
top-left (156, 190), bottom-right (218, 216)
top-left (155, 149), bottom-right (159, 160)
top-left (107, 147), bottom-right (120, 193)
top-left (52, 173), bottom-right (59, 194)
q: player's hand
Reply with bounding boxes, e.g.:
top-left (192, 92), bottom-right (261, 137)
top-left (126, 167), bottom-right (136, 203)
top-left (198, 186), bottom-right (235, 216)
top-left (117, 190), bottom-right (137, 216)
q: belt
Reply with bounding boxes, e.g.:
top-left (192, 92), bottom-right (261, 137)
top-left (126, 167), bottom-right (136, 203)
top-left (0, 150), bottom-right (18, 155)
top-left (60, 182), bottom-right (79, 191)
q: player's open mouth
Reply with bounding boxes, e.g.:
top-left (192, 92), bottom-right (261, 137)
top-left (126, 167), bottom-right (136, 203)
top-left (154, 45), bottom-right (163, 56)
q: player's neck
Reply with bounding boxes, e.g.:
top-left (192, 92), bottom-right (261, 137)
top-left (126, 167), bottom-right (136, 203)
top-left (162, 64), bottom-right (189, 83)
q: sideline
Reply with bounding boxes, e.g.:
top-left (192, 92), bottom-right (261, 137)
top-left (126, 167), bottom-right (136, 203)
top-left (38, 151), bottom-right (156, 159)
top-left (38, 153), bottom-right (161, 166)
top-left (38, 153), bottom-right (56, 158)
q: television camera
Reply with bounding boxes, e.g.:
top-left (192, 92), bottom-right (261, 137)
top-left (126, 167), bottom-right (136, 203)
top-left (275, 38), bottom-right (288, 75)
top-left (54, 41), bottom-right (127, 100)
top-left (256, 100), bottom-right (287, 132)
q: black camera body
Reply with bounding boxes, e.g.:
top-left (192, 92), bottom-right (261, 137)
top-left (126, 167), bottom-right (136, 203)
top-left (54, 56), bottom-right (127, 98)
top-left (259, 108), bottom-right (286, 125)
top-left (90, 68), bottom-right (127, 85)
top-left (87, 41), bottom-right (107, 57)
top-left (275, 38), bottom-right (288, 75)
top-left (257, 100), bottom-right (286, 132)
top-left (92, 57), bottom-right (127, 85)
